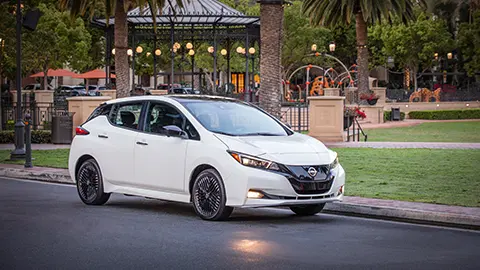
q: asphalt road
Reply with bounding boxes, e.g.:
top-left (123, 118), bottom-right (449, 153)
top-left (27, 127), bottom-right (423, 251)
top-left (1, 178), bottom-right (479, 270)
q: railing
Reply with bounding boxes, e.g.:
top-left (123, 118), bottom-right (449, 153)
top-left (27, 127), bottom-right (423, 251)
top-left (1, 101), bottom-right (68, 130)
top-left (346, 116), bottom-right (368, 142)
top-left (280, 102), bottom-right (309, 132)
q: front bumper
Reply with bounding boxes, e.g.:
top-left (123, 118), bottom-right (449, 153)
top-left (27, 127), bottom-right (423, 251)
top-left (224, 163), bottom-right (345, 207)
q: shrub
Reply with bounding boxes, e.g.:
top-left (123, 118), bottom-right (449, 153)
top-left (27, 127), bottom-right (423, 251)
top-left (0, 130), bottom-right (51, 144)
top-left (408, 109), bottom-right (480, 120)
top-left (384, 111), bottom-right (406, 121)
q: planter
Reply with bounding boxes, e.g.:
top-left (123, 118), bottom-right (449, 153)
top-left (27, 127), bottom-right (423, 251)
top-left (343, 116), bottom-right (354, 130)
top-left (367, 98), bottom-right (378, 105)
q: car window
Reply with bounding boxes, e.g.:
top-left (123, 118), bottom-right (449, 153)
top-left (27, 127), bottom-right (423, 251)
top-left (86, 104), bottom-right (112, 123)
top-left (144, 103), bottom-right (184, 134)
top-left (109, 103), bottom-right (143, 130)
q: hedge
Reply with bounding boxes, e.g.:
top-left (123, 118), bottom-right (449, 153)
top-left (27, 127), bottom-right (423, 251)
top-left (384, 111), bottom-right (406, 122)
top-left (0, 130), bottom-right (51, 144)
top-left (408, 109), bottom-right (480, 120)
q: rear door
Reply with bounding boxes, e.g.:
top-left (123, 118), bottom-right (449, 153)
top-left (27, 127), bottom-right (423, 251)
top-left (92, 101), bottom-right (145, 186)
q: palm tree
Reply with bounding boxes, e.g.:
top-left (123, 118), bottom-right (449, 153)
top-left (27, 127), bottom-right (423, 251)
top-left (302, 0), bottom-right (425, 96)
top-left (427, 0), bottom-right (480, 27)
top-left (258, 1), bottom-right (284, 118)
top-left (59, 0), bottom-right (183, 98)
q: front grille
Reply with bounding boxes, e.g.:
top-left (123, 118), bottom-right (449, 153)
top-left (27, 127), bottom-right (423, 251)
top-left (283, 165), bottom-right (334, 195)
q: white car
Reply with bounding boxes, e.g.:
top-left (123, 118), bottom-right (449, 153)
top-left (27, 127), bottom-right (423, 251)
top-left (69, 95), bottom-right (345, 221)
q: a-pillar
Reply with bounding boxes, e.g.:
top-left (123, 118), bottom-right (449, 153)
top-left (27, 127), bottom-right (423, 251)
top-left (308, 96), bottom-right (345, 142)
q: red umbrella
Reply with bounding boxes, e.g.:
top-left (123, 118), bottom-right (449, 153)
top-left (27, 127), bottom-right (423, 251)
top-left (30, 68), bottom-right (78, 77)
top-left (74, 69), bottom-right (116, 79)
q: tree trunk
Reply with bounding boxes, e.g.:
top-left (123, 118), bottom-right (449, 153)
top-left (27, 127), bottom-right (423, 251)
top-left (259, 3), bottom-right (284, 118)
top-left (355, 12), bottom-right (369, 97)
top-left (114, 0), bottom-right (130, 98)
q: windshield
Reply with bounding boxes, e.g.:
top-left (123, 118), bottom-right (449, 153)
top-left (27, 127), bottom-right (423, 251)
top-left (180, 100), bottom-right (290, 136)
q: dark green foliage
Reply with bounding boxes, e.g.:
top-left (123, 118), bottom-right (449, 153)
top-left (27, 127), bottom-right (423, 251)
top-left (0, 130), bottom-right (51, 143)
top-left (408, 109), bottom-right (480, 119)
top-left (384, 111), bottom-right (406, 121)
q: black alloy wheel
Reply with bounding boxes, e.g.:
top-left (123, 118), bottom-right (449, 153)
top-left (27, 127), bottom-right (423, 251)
top-left (76, 159), bottom-right (110, 205)
top-left (192, 169), bottom-right (233, 221)
top-left (289, 203), bottom-right (326, 216)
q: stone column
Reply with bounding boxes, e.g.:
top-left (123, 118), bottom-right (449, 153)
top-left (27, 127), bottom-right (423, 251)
top-left (67, 96), bottom-right (111, 137)
top-left (308, 96), bottom-right (345, 142)
top-left (33, 90), bottom-right (54, 128)
top-left (99, 90), bottom-right (117, 99)
top-left (371, 87), bottom-right (386, 105)
top-left (324, 88), bottom-right (340, 96)
top-left (345, 87), bottom-right (357, 104)
top-left (362, 105), bottom-right (385, 124)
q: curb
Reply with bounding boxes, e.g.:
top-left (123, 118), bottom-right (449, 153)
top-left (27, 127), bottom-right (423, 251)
top-left (0, 167), bottom-right (74, 185)
top-left (1, 167), bottom-right (478, 230)
top-left (324, 202), bottom-right (480, 230)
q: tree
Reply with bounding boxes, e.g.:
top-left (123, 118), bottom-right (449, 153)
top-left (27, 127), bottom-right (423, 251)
top-left (370, 11), bottom-right (454, 90)
top-left (302, 0), bottom-right (426, 97)
top-left (258, 0), bottom-right (284, 118)
top-left (282, 1), bottom-right (332, 79)
top-left (22, 3), bottom-right (92, 89)
top-left (60, 0), bottom-right (184, 98)
top-left (457, 10), bottom-right (480, 78)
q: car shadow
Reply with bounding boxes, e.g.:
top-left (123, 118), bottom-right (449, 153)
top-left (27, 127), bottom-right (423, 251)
top-left (103, 197), bottom-right (339, 225)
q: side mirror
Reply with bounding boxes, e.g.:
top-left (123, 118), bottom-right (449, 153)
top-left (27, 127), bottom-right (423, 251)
top-left (163, 125), bottom-right (188, 139)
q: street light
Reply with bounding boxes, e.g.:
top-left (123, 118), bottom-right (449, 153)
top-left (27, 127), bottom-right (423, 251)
top-left (186, 42), bottom-right (193, 50)
top-left (329, 42), bottom-right (336, 52)
top-left (208, 46), bottom-right (215, 54)
top-left (221, 49), bottom-right (227, 56)
top-left (447, 52), bottom-right (453, 60)
top-left (188, 49), bottom-right (195, 56)
top-left (155, 49), bottom-right (161, 56)
top-left (311, 44), bottom-right (317, 52)
top-left (236, 46), bottom-right (244, 54)
top-left (127, 49), bottom-right (133, 56)
top-left (146, 52), bottom-right (151, 57)
top-left (112, 48), bottom-right (115, 55)
top-left (248, 47), bottom-right (256, 54)
top-left (136, 46), bottom-right (143, 54)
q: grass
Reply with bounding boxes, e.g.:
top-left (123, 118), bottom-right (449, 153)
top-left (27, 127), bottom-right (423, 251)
top-left (1, 147), bottom-right (479, 207)
top-left (365, 121), bottom-right (480, 142)
top-left (0, 149), bottom-right (69, 169)
top-left (331, 148), bottom-right (480, 207)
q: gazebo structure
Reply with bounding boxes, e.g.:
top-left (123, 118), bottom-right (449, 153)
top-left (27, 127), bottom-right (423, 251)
top-left (92, 0), bottom-right (260, 97)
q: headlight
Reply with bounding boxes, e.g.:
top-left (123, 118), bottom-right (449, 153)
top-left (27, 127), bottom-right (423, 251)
top-left (329, 155), bottom-right (339, 170)
top-left (228, 151), bottom-right (280, 171)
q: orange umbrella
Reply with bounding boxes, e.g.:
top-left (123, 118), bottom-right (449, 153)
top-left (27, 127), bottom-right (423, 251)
top-left (74, 69), bottom-right (116, 79)
top-left (30, 68), bottom-right (78, 77)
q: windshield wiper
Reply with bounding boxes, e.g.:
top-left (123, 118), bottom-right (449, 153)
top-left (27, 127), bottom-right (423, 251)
top-left (239, 132), bottom-right (282, 136)
top-left (212, 131), bottom-right (237, 136)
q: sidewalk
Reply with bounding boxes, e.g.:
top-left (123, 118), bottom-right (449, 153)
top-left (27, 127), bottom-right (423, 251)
top-left (0, 163), bottom-right (478, 229)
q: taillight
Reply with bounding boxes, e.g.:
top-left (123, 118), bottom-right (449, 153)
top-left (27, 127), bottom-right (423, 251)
top-left (75, 126), bottom-right (90, 135)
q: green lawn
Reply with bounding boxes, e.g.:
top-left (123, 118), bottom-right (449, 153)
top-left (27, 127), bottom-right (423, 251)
top-left (1, 147), bottom-right (479, 207)
top-left (365, 121), bottom-right (480, 142)
top-left (332, 148), bottom-right (480, 207)
top-left (0, 149), bottom-right (69, 169)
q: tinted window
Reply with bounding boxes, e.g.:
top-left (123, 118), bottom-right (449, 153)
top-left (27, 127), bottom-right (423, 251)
top-left (109, 103), bottom-right (143, 130)
top-left (181, 100), bottom-right (290, 136)
top-left (86, 104), bottom-right (112, 122)
top-left (145, 103), bottom-right (184, 135)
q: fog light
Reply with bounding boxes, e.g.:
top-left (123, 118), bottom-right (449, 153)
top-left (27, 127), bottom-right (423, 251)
top-left (247, 190), bottom-right (264, 199)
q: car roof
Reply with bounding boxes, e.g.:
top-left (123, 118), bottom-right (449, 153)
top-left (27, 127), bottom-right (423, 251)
top-left (104, 95), bottom-right (243, 105)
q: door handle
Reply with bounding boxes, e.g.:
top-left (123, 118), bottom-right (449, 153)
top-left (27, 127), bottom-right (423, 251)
top-left (98, 134), bottom-right (108, 139)
top-left (136, 141), bottom-right (148, 146)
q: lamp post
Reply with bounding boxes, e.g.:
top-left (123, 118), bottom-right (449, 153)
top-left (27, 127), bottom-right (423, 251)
top-left (220, 48), bottom-right (230, 86)
top-left (434, 52), bottom-right (454, 89)
top-left (248, 47), bottom-right (256, 97)
top-left (11, 0), bottom-right (25, 160)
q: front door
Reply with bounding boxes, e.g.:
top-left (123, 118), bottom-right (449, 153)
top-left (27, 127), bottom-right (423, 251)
top-left (134, 102), bottom-right (189, 193)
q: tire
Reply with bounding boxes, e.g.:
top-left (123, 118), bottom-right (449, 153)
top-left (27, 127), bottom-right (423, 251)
top-left (76, 158), bottom-right (110, 205)
top-left (192, 169), bottom-right (233, 221)
top-left (290, 203), bottom-right (325, 216)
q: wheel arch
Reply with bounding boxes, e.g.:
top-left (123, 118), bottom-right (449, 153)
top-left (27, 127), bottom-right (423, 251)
top-left (74, 154), bottom-right (96, 181)
top-left (188, 164), bottom-right (218, 200)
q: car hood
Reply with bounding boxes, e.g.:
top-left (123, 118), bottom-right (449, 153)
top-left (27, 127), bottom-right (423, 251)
top-left (214, 133), bottom-right (335, 165)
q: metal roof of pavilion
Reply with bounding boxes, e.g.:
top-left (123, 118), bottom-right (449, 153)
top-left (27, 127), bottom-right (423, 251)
top-left (94, 0), bottom-right (260, 26)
